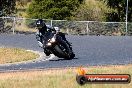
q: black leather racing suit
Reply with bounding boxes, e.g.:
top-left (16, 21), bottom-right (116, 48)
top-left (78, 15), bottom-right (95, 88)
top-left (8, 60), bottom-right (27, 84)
top-left (36, 25), bottom-right (71, 55)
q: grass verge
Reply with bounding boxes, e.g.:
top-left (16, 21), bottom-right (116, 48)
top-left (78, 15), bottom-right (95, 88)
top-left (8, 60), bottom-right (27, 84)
top-left (0, 47), bottom-right (39, 64)
top-left (0, 64), bottom-right (131, 88)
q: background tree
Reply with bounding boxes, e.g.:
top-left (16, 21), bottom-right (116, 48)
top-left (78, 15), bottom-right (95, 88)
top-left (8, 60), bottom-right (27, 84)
top-left (17, 0), bottom-right (31, 6)
top-left (16, 0), bottom-right (32, 17)
top-left (72, 0), bottom-right (113, 21)
top-left (27, 0), bottom-right (83, 20)
top-left (0, 0), bottom-right (16, 33)
top-left (0, 0), bottom-right (16, 16)
top-left (106, 0), bottom-right (132, 22)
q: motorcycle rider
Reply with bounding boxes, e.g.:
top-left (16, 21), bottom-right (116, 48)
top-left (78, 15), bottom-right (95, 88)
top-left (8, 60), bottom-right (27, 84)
top-left (35, 19), bottom-right (72, 56)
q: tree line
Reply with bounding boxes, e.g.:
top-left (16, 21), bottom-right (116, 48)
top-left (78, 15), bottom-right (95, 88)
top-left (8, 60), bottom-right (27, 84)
top-left (0, 0), bottom-right (132, 22)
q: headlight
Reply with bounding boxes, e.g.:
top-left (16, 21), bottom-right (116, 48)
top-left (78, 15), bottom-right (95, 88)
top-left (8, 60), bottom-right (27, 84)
top-left (47, 43), bottom-right (52, 46)
top-left (50, 37), bottom-right (56, 43)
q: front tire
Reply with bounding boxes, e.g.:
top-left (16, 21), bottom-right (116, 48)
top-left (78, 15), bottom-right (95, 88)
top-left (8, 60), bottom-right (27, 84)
top-left (44, 49), bottom-right (51, 56)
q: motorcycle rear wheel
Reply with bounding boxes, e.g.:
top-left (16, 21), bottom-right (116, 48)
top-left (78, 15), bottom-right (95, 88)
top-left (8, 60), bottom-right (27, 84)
top-left (53, 40), bottom-right (73, 59)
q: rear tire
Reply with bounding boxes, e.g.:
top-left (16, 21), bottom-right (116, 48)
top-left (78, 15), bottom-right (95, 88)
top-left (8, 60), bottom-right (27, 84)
top-left (53, 42), bottom-right (71, 59)
top-left (70, 53), bottom-right (75, 59)
top-left (54, 45), bottom-right (67, 57)
top-left (64, 53), bottom-right (75, 60)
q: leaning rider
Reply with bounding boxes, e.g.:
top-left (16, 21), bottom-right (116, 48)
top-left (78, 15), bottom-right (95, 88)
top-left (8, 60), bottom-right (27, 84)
top-left (35, 19), bottom-right (72, 56)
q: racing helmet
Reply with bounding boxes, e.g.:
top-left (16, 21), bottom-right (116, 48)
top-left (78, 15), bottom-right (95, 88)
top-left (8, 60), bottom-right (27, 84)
top-left (36, 19), bottom-right (46, 29)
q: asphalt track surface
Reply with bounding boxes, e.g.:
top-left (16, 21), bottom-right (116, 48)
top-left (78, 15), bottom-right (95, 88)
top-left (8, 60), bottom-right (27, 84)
top-left (0, 34), bottom-right (132, 71)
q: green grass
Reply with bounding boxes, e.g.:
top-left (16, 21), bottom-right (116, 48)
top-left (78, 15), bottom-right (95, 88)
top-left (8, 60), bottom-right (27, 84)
top-left (0, 47), bottom-right (39, 64)
top-left (0, 65), bottom-right (131, 88)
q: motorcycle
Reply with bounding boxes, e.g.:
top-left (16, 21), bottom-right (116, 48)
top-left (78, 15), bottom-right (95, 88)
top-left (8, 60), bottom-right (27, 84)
top-left (42, 32), bottom-right (75, 60)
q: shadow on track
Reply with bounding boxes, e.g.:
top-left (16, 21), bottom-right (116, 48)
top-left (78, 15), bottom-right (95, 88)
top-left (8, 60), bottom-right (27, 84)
top-left (49, 57), bottom-right (78, 61)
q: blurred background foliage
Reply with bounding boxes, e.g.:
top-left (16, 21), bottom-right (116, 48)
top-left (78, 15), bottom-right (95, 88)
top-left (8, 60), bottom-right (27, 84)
top-left (0, 0), bottom-right (132, 35)
top-left (0, 0), bottom-right (131, 22)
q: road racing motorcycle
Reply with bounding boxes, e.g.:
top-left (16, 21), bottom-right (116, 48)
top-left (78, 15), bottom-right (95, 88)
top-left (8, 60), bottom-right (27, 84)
top-left (42, 32), bottom-right (75, 60)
